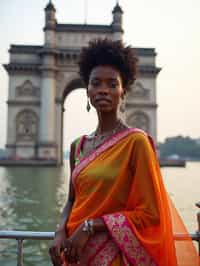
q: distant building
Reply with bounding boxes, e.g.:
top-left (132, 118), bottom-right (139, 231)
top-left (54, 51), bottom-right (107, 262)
top-left (0, 148), bottom-right (8, 159)
top-left (195, 138), bottom-right (200, 145)
top-left (3, 1), bottom-right (160, 165)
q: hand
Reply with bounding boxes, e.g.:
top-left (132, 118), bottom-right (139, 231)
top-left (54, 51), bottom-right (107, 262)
top-left (64, 223), bottom-right (90, 264)
top-left (49, 229), bottom-right (67, 266)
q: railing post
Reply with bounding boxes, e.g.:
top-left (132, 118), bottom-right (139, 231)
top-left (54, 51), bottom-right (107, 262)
top-left (195, 201), bottom-right (200, 255)
top-left (17, 239), bottom-right (23, 266)
top-left (197, 212), bottom-right (200, 255)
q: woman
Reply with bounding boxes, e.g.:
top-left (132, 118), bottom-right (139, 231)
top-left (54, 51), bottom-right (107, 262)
top-left (49, 39), bottom-right (199, 265)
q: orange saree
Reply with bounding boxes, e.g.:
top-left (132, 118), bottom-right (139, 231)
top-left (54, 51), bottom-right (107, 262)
top-left (64, 128), bottom-right (199, 265)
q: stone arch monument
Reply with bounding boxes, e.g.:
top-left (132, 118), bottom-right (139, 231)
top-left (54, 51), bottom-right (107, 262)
top-left (4, 1), bottom-right (160, 165)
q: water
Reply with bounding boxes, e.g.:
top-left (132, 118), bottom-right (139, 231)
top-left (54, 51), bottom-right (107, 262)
top-left (0, 165), bottom-right (69, 266)
top-left (162, 162), bottom-right (200, 232)
top-left (0, 162), bottom-right (199, 265)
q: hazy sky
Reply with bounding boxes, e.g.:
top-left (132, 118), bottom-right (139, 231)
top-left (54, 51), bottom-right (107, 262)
top-left (0, 0), bottom-right (200, 149)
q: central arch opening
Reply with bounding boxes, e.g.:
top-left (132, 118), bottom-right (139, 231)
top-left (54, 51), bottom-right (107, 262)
top-left (61, 80), bottom-right (97, 163)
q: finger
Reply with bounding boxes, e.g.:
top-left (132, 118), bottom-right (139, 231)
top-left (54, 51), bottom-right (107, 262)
top-left (63, 247), bottom-right (71, 262)
top-left (76, 246), bottom-right (82, 264)
top-left (63, 239), bottom-right (72, 258)
top-left (49, 253), bottom-right (59, 266)
top-left (50, 247), bottom-right (60, 259)
top-left (63, 247), bottom-right (69, 258)
top-left (68, 246), bottom-right (77, 263)
top-left (49, 247), bottom-right (57, 264)
top-left (49, 247), bottom-right (62, 266)
top-left (73, 246), bottom-right (79, 264)
top-left (60, 250), bottom-right (67, 266)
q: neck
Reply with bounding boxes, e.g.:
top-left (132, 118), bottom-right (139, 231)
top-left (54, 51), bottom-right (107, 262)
top-left (96, 112), bottom-right (119, 134)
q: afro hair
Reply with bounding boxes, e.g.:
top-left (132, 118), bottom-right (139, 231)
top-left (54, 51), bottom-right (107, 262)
top-left (78, 38), bottom-right (138, 91)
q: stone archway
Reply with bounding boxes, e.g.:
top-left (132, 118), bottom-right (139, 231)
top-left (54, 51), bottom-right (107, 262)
top-left (59, 78), bottom-right (85, 164)
top-left (4, 1), bottom-right (160, 165)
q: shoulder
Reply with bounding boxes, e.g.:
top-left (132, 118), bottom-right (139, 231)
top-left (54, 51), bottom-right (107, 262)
top-left (70, 135), bottom-right (85, 149)
top-left (69, 136), bottom-right (84, 169)
top-left (128, 128), bottom-right (148, 142)
top-left (128, 128), bottom-right (155, 151)
top-left (69, 136), bottom-right (83, 157)
top-left (70, 136), bottom-right (81, 148)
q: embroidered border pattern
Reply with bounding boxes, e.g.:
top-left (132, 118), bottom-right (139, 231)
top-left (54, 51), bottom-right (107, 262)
top-left (64, 233), bottom-right (109, 266)
top-left (89, 239), bottom-right (119, 266)
top-left (83, 232), bottom-right (109, 265)
top-left (65, 233), bottom-right (119, 266)
top-left (103, 213), bottom-right (157, 266)
top-left (122, 254), bottom-right (131, 266)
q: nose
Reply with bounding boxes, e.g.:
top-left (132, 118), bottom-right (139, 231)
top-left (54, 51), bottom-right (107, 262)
top-left (97, 82), bottom-right (109, 94)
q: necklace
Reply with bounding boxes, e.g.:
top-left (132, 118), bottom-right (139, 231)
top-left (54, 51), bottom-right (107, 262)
top-left (89, 119), bottom-right (127, 150)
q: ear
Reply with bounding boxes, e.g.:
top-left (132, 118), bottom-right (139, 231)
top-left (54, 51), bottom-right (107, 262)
top-left (121, 88), bottom-right (126, 99)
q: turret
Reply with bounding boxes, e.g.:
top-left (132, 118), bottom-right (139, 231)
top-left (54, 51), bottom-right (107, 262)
top-left (112, 1), bottom-right (123, 41)
top-left (45, 1), bottom-right (56, 29)
top-left (44, 1), bottom-right (56, 47)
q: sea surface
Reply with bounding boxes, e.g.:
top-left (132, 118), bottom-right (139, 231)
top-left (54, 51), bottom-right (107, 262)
top-left (0, 161), bottom-right (199, 266)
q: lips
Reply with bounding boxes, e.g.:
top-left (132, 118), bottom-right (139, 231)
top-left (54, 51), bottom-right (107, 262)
top-left (95, 97), bottom-right (111, 103)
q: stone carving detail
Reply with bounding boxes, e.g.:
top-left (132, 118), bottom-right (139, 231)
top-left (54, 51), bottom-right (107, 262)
top-left (57, 52), bottom-right (79, 66)
top-left (131, 82), bottom-right (149, 99)
top-left (16, 80), bottom-right (40, 97)
top-left (129, 111), bottom-right (149, 132)
top-left (16, 110), bottom-right (38, 141)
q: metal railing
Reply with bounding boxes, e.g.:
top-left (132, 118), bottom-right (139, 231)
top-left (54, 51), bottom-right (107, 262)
top-left (0, 204), bottom-right (200, 266)
top-left (0, 230), bottom-right (200, 266)
top-left (0, 230), bottom-right (54, 266)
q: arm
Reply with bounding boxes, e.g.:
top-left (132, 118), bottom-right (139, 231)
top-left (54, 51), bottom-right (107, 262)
top-left (55, 142), bottom-right (75, 234)
top-left (49, 141), bottom-right (76, 265)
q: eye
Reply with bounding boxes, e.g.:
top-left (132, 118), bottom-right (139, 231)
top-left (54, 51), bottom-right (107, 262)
top-left (89, 80), bottom-right (100, 88)
top-left (109, 81), bottom-right (119, 89)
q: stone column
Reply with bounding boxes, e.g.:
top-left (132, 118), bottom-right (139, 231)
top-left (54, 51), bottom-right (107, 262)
top-left (37, 1), bottom-right (58, 162)
top-left (39, 68), bottom-right (55, 142)
top-left (55, 98), bottom-right (64, 165)
top-left (38, 64), bottom-right (57, 160)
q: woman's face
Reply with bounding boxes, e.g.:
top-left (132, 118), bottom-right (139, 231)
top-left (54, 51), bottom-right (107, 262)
top-left (87, 65), bottom-right (124, 113)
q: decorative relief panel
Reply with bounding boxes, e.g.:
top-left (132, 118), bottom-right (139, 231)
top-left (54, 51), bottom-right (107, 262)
top-left (16, 110), bottom-right (38, 141)
top-left (130, 81), bottom-right (149, 99)
top-left (16, 80), bottom-right (40, 97)
top-left (128, 111), bottom-right (149, 132)
top-left (57, 52), bottom-right (79, 66)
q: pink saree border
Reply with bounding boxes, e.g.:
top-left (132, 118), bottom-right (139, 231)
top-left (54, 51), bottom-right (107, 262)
top-left (82, 232), bottom-right (110, 265)
top-left (102, 213), bottom-right (157, 266)
top-left (72, 128), bottom-right (146, 185)
top-left (88, 239), bottom-right (119, 266)
top-left (63, 233), bottom-right (119, 266)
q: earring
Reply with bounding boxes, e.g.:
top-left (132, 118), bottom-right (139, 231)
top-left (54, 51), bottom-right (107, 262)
top-left (119, 95), bottom-right (125, 113)
top-left (86, 97), bottom-right (91, 112)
